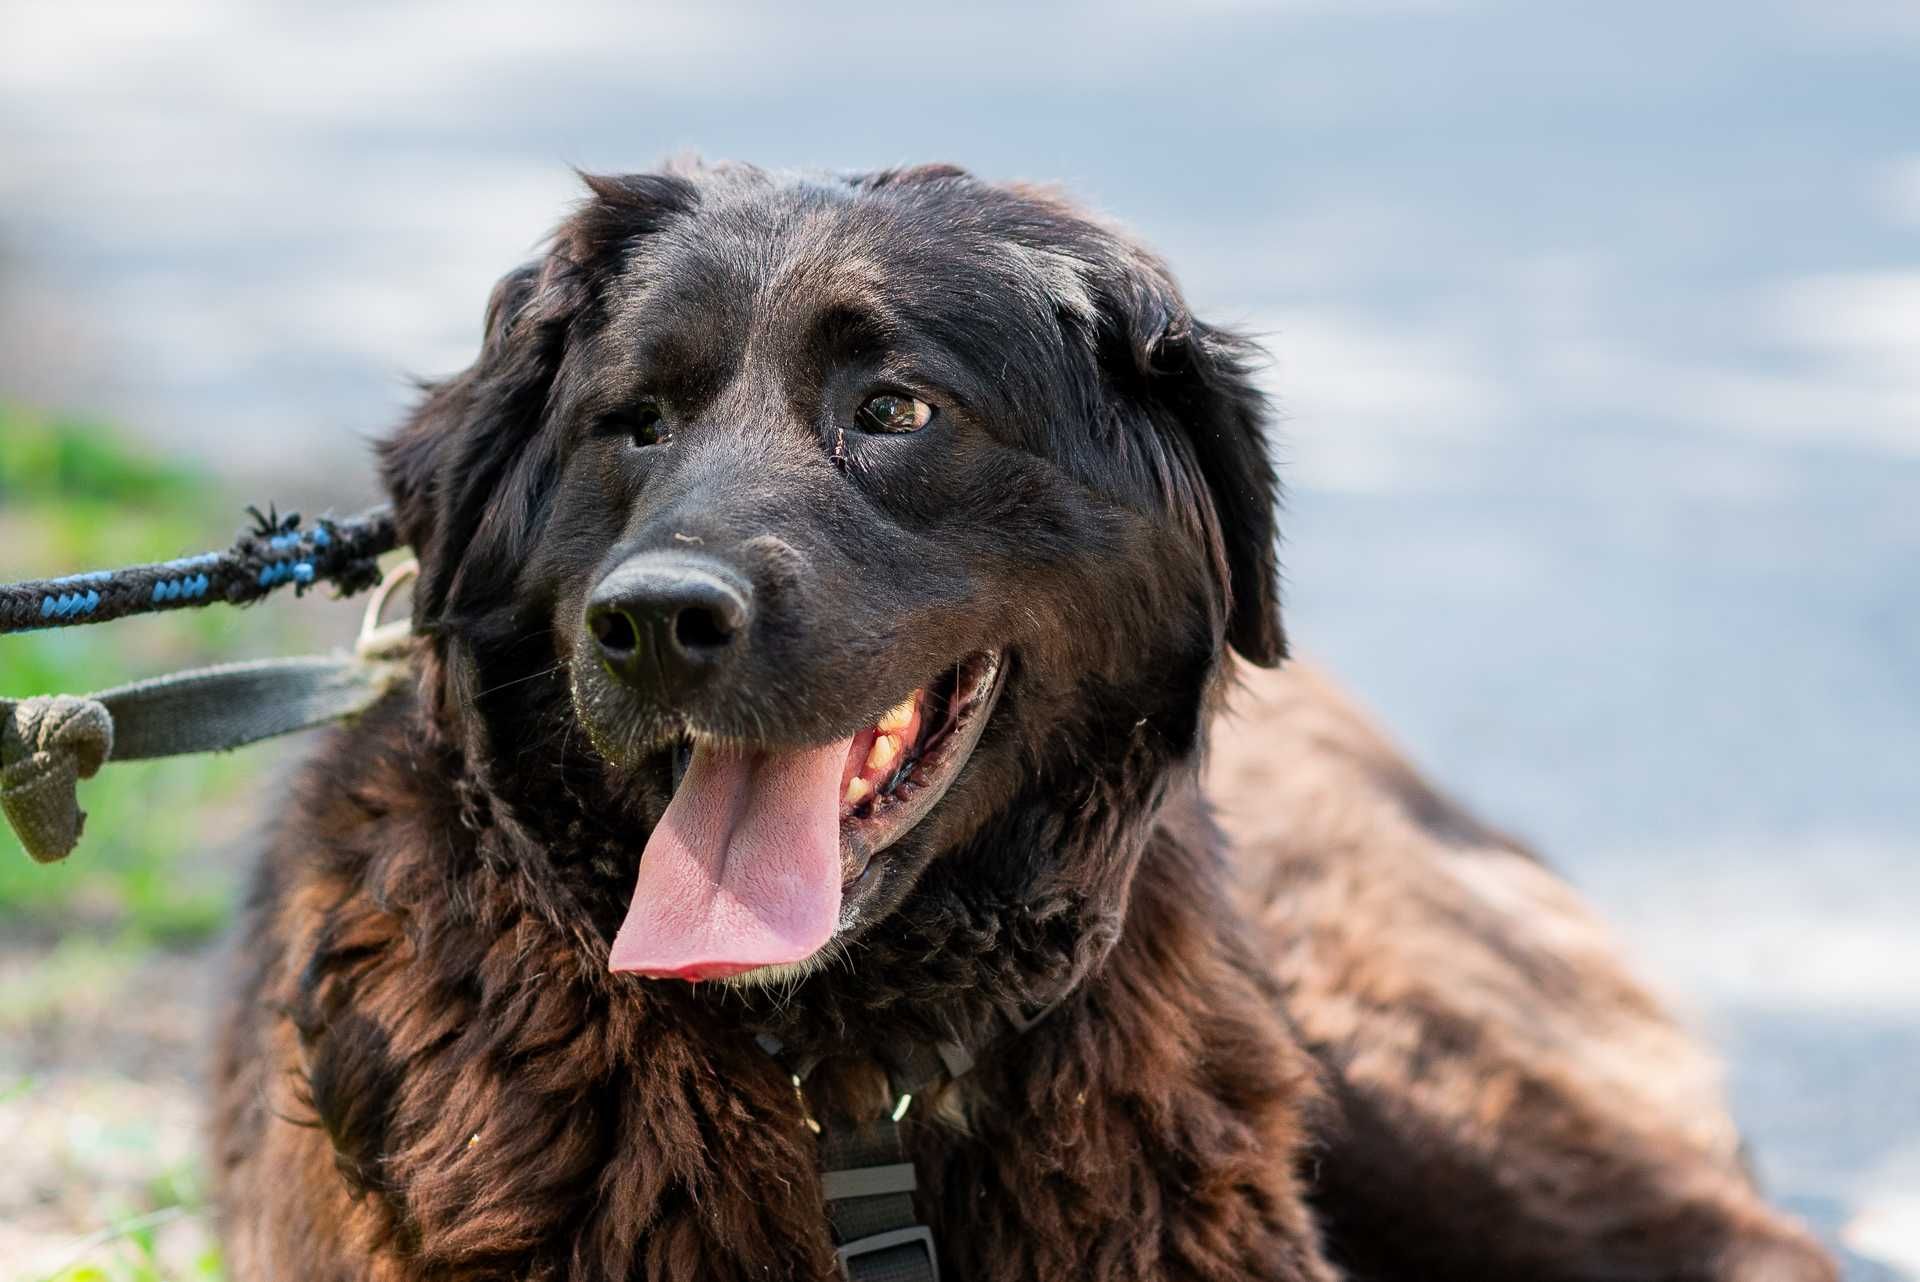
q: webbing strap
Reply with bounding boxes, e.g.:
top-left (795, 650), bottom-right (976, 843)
top-left (821, 1111), bottom-right (938, 1282)
top-left (1, 654), bottom-right (406, 863)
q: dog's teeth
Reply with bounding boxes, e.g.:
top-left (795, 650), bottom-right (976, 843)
top-left (876, 694), bottom-right (918, 734)
top-left (845, 776), bottom-right (873, 806)
top-left (866, 733), bottom-right (902, 775)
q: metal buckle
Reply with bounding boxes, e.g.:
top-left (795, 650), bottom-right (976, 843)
top-left (837, 1226), bottom-right (939, 1282)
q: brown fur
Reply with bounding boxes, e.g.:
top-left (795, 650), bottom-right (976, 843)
top-left (1210, 660), bottom-right (1834, 1281)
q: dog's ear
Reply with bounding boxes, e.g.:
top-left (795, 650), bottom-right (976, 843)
top-left (378, 253), bottom-right (575, 629)
top-left (380, 258), bottom-right (545, 612)
top-left (1095, 256), bottom-right (1287, 668)
top-left (379, 171), bottom-right (698, 629)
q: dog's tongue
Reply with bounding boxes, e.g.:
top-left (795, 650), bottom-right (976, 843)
top-left (608, 737), bottom-right (851, 981)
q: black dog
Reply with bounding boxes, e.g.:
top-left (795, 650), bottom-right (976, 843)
top-left (211, 161), bottom-right (1832, 1281)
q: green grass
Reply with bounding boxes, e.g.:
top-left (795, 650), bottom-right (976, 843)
top-left (1, 404), bottom-right (392, 1281)
top-left (32, 1188), bottom-right (221, 1282)
top-left (1, 406), bottom-right (276, 1282)
top-left (0, 403), bottom-right (308, 943)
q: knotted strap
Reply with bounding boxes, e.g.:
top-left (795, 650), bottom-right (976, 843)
top-left (0, 696), bottom-right (114, 863)
top-left (1, 654), bottom-right (407, 863)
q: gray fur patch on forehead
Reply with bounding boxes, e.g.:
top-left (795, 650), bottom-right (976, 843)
top-left (998, 241), bottom-right (1097, 326)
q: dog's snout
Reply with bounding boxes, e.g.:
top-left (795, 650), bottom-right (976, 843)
top-left (586, 555), bottom-right (752, 693)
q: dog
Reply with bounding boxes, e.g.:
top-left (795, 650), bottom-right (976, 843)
top-left (210, 160), bottom-right (1834, 1281)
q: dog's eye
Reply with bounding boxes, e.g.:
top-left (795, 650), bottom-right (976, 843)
top-left (856, 393), bottom-right (933, 434)
top-left (619, 401), bottom-right (669, 449)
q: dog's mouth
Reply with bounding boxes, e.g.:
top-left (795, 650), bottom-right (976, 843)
top-left (607, 651), bottom-right (1005, 983)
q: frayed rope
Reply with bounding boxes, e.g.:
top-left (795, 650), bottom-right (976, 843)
top-left (0, 505), bottom-right (397, 636)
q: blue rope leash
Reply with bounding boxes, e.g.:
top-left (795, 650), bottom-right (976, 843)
top-left (0, 505), bottom-right (398, 636)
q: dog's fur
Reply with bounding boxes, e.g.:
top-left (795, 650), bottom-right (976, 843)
top-left (1210, 663), bottom-right (1830, 1279)
top-left (210, 161), bottom-right (1833, 1281)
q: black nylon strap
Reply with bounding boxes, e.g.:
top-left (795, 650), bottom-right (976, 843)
top-left (821, 1163), bottom-right (917, 1201)
top-left (820, 1110), bottom-right (937, 1282)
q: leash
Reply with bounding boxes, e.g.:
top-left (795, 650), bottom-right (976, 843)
top-left (1, 545), bottom-right (416, 862)
top-left (0, 505), bottom-right (397, 635)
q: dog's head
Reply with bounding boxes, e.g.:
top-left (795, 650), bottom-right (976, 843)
top-left (382, 161), bottom-right (1281, 995)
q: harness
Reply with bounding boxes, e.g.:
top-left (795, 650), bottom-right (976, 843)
top-left (1, 505), bottom-right (1059, 1280)
top-left (766, 1030), bottom-right (957, 1281)
top-left (757, 998), bottom-right (1059, 1282)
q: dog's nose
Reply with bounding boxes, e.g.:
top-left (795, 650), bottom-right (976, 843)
top-left (585, 554), bottom-right (751, 693)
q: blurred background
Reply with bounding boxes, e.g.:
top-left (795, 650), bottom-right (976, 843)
top-left (1, 1), bottom-right (1915, 1277)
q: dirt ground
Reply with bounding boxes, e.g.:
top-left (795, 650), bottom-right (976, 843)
top-left (1, 930), bottom-right (221, 1281)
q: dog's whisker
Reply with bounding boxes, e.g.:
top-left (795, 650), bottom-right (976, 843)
top-left (472, 661), bottom-right (567, 702)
